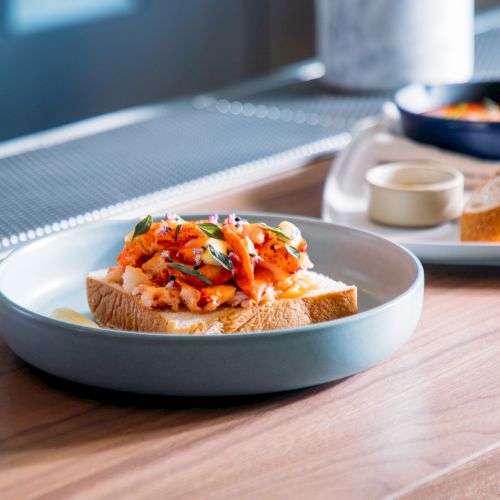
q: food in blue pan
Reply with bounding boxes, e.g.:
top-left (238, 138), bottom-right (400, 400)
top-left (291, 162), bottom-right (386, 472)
top-left (395, 81), bottom-right (500, 159)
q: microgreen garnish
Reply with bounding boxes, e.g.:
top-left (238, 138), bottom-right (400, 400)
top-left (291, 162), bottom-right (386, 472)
top-left (166, 263), bottom-right (213, 286)
top-left (132, 215), bottom-right (153, 240)
top-left (165, 213), bottom-right (185, 223)
top-left (245, 236), bottom-right (257, 257)
top-left (208, 244), bottom-right (234, 272)
top-left (166, 275), bottom-right (176, 289)
top-left (285, 244), bottom-right (301, 259)
top-left (258, 223), bottom-right (291, 242)
top-left (158, 223), bottom-right (172, 236)
top-left (174, 224), bottom-right (182, 241)
top-left (161, 250), bottom-right (173, 262)
top-left (197, 222), bottom-right (225, 240)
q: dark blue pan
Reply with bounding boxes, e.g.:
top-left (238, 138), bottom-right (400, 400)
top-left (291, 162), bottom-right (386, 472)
top-left (394, 81), bottom-right (500, 160)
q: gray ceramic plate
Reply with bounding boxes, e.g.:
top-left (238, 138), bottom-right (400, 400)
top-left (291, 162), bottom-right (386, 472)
top-left (0, 213), bottom-right (424, 396)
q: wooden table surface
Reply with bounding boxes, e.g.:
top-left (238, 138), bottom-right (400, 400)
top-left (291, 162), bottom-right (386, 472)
top-left (1, 159), bottom-right (499, 499)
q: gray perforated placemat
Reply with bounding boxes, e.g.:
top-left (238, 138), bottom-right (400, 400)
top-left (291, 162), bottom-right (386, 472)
top-left (194, 81), bottom-right (386, 132)
top-left (1, 21), bottom-right (500, 254)
top-left (0, 104), bottom-right (348, 251)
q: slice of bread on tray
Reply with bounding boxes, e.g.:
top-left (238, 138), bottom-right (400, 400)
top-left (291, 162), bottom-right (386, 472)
top-left (87, 269), bottom-right (357, 334)
top-left (461, 172), bottom-right (500, 242)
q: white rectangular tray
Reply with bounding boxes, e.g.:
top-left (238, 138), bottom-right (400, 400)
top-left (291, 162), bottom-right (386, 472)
top-left (322, 117), bottom-right (500, 266)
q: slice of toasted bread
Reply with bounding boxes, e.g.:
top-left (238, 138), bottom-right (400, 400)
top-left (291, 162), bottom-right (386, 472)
top-left (86, 270), bottom-right (357, 334)
top-left (461, 172), bottom-right (500, 242)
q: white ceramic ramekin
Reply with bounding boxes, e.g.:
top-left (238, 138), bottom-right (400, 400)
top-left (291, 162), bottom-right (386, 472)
top-left (365, 162), bottom-right (464, 227)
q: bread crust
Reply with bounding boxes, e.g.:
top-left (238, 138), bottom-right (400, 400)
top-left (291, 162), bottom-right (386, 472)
top-left (461, 173), bottom-right (500, 242)
top-left (461, 205), bottom-right (500, 242)
top-left (86, 273), bottom-right (357, 334)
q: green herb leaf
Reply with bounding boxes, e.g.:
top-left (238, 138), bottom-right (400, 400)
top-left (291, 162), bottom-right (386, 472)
top-left (208, 244), bottom-right (234, 272)
top-left (258, 223), bottom-right (291, 242)
top-left (174, 224), bottom-right (182, 241)
top-left (161, 250), bottom-right (173, 262)
top-left (132, 215), bottom-right (153, 240)
top-left (285, 244), bottom-right (301, 260)
top-left (166, 263), bottom-right (214, 286)
top-left (197, 222), bottom-right (225, 240)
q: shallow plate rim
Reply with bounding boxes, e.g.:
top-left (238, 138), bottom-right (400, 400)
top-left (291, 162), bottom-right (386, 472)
top-left (0, 212), bottom-right (424, 341)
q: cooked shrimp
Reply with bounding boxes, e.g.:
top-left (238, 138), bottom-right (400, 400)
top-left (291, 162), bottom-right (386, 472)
top-left (132, 285), bottom-right (181, 310)
top-left (117, 222), bottom-right (163, 267)
top-left (156, 222), bottom-right (205, 247)
top-left (201, 285), bottom-right (237, 312)
top-left (258, 240), bottom-right (302, 274)
top-left (221, 225), bottom-right (256, 300)
top-left (142, 253), bottom-right (167, 276)
top-left (122, 266), bottom-right (151, 294)
top-left (240, 224), bottom-right (265, 244)
top-left (179, 283), bottom-right (203, 313)
top-left (117, 222), bottom-right (206, 268)
top-left (115, 214), bottom-right (315, 313)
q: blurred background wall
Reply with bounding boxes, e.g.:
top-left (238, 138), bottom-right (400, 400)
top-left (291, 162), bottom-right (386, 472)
top-left (0, 0), bottom-right (313, 142)
top-left (0, 0), bottom-right (497, 142)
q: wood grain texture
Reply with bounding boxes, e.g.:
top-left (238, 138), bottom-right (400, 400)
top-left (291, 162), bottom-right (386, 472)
top-left (1, 159), bottom-right (499, 499)
top-left (170, 158), bottom-right (332, 216)
top-left (399, 446), bottom-right (500, 500)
